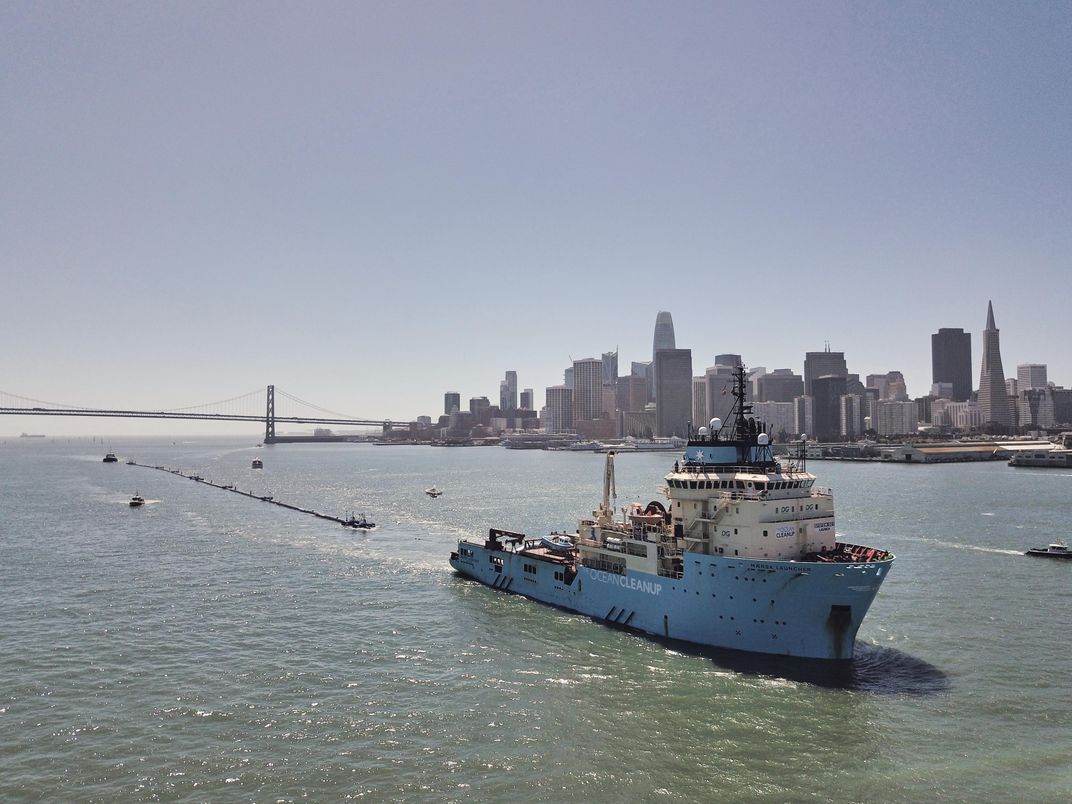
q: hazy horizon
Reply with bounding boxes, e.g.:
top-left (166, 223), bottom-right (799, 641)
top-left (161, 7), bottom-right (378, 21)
top-left (3, 2), bottom-right (1070, 435)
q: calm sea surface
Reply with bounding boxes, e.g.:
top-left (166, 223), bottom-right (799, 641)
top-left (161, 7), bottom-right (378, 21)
top-left (2, 437), bottom-right (1070, 802)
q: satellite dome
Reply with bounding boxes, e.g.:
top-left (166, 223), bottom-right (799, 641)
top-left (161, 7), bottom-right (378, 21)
top-left (799, 433), bottom-right (807, 441)
top-left (698, 426), bottom-right (709, 437)
top-left (757, 433), bottom-right (769, 445)
top-left (710, 418), bottom-right (721, 431)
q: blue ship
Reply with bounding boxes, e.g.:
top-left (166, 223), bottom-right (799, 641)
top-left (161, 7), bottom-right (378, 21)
top-left (450, 365), bottom-right (893, 660)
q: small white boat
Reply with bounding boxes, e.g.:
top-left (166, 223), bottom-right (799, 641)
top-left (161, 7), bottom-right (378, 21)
top-left (426, 486), bottom-right (444, 498)
top-left (540, 534), bottom-right (575, 552)
top-left (129, 493), bottom-right (145, 508)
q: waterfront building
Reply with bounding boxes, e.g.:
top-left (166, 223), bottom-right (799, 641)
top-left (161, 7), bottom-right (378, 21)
top-left (1006, 378), bottom-right (1018, 398)
top-left (812, 375), bottom-right (848, 442)
top-left (520, 388), bottom-right (534, 411)
top-left (1017, 364), bottom-right (1048, 390)
top-left (500, 371), bottom-right (518, 411)
top-left (931, 327), bottom-right (973, 402)
top-left (804, 348), bottom-right (848, 396)
top-left (705, 363), bottom-right (738, 425)
top-left (545, 385), bottom-right (573, 433)
top-left (715, 354), bottom-right (742, 368)
top-left (875, 400), bottom-right (919, 437)
top-left (757, 369), bottom-right (804, 403)
top-left (691, 377), bottom-right (707, 431)
top-left (754, 401), bottom-right (795, 441)
top-left (563, 366), bottom-right (574, 390)
top-left (655, 349), bottom-right (693, 438)
top-left (794, 395), bottom-right (814, 438)
top-left (444, 392), bottom-right (461, 416)
top-left (416, 415), bottom-right (432, 426)
top-left (571, 358), bottom-right (605, 424)
top-left (977, 301), bottom-right (1012, 429)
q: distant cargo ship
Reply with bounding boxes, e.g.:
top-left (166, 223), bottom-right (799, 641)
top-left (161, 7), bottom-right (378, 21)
top-left (19, 433), bottom-right (46, 438)
top-left (450, 365), bottom-right (894, 661)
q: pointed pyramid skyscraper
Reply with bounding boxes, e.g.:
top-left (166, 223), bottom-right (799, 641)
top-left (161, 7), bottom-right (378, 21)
top-left (977, 300), bottom-right (1011, 429)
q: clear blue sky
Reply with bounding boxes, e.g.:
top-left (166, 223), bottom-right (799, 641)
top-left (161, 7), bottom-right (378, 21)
top-left (2, 1), bottom-right (1069, 435)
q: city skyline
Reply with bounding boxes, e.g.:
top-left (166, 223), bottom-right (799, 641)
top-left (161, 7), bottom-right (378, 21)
top-left (3, 3), bottom-right (1070, 435)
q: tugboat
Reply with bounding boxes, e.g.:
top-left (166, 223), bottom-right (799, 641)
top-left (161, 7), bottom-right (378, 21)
top-left (1025, 543), bottom-right (1072, 559)
top-left (129, 493), bottom-right (145, 508)
top-left (450, 364), bottom-right (895, 661)
top-left (342, 513), bottom-right (376, 530)
top-left (426, 486), bottom-right (444, 498)
top-left (102, 452), bottom-right (118, 463)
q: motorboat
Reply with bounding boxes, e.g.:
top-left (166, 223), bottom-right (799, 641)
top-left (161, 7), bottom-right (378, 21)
top-left (1025, 543), bottom-right (1072, 559)
top-left (426, 486), bottom-right (444, 498)
top-left (251, 458), bottom-right (263, 469)
top-left (539, 533), bottom-right (575, 552)
top-left (343, 513), bottom-right (376, 530)
top-left (103, 452), bottom-right (118, 463)
top-left (129, 493), bottom-right (145, 508)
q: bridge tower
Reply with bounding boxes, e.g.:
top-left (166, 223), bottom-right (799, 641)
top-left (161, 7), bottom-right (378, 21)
top-left (265, 385), bottom-right (276, 444)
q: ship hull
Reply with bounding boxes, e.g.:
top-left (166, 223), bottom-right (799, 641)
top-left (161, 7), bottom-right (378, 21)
top-left (450, 544), bottom-right (891, 660)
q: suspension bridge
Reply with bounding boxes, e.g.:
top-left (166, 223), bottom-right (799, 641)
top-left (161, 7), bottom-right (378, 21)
top-left (0, 386), bottom-right (412, 443)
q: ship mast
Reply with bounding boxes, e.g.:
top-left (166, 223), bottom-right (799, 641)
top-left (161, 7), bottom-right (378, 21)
top-left (598, 451), bottom-right (617, 525)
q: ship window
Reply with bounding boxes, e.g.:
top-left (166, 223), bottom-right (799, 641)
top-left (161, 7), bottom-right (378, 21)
top-left (735, 481), bottom-right (745, 489)
top-left (756, 482), bottom-right (766, 491)
top-left (690, 481), bottom-right (697, 489)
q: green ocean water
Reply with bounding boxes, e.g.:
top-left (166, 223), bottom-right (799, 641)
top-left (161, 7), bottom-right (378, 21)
top-left (1, 438), bottom-right (1070, 802)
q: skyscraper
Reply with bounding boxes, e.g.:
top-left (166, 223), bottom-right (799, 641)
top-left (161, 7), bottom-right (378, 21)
top-left (601, 351), bottom-right (618, 386)
top-left (705, 364), bottom-right (737, 425)
top-left (756, 369), bottom-right (804, 403)
top-left (500, 371), bottom-right (518, 411)
top-left (545, 386), bottom-right (573, 433)
top-left (804, 348), bottom-right (847, 396)
top-left (655, 349), bottom-right (693, 437)
top-left (444, 392), bottom-right (461, 416)
top-left (931, 327), bottom-right (972, 402)
top-left (652, 311), bottom-right (676, 356)
top-left (571, 358), bottom-right (604, 423)
top-left (812, 375), bottom-right (848, 442)
top-left (977, 301), bottom-right (1011, 429)
top-left (1017, 364), bottom-right (1047, 390)
top-left (520, 388), bottom-right (534, 410)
